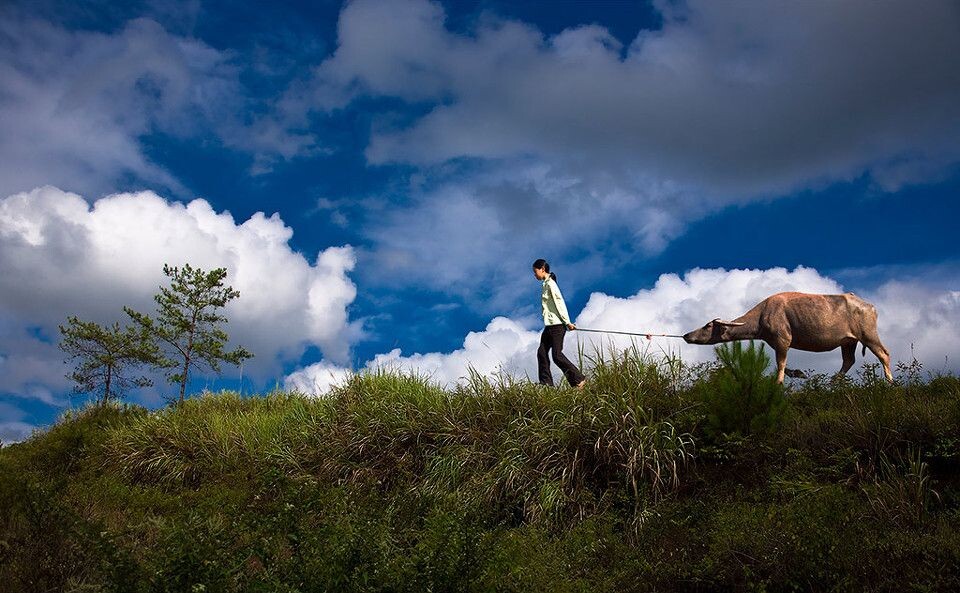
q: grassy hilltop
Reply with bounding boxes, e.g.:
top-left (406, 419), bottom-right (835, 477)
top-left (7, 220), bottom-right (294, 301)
top-left (2, 344), bottom-right (960, 592)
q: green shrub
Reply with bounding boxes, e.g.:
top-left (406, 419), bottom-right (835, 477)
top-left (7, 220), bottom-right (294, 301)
top-left (699, 341), bottom-right (787, 440)
top-left (701, 484), bottom-right (859, 590)
top-left (860, 447), bottom-right (941, 529)
top-left (779, 370), bottom-right (960, 467)
top-left (0, 473), bottom-right (143, 593)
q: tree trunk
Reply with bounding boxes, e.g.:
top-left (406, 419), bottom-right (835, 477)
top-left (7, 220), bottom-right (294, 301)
top-left (179, 355), bottom-right (190, 403)
top-left (180, 316), bottom-right (197, 403)
top-left (104, 364), bottom-right (112, 406)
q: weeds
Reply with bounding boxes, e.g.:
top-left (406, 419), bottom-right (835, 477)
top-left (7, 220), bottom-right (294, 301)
top-left (859, 447), bottom-right (941, 528)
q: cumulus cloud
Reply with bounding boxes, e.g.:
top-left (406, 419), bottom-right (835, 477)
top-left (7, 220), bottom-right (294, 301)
top-left (284, 360), bottom-right (356, 395)
top-left (360, 161), bottom-right (688, 310)
top-left (0, 421), bottom-right (37, 446)
top-left (0, 422), bottom-right (36, 445)
top-left (285, 316), bottom-right (541, 395)
top-left (0, 186), bottom-right (359, 402)
top-left (867, 283), bottom-right (960, 371)
top-left (286, 266), bottom-right (960, 393)
top-left (575, 267), bottom-right (960, 375)
top-left (296, 0), bottom-right (960, 298)
top-left (574, 266), bottom-right (841, 369)
top-left (0, 324), bottom-right (72, 407)
top-left (0, 15), bottom-right (218, 196)
top-left (367, 316), bottom-right (542, 384)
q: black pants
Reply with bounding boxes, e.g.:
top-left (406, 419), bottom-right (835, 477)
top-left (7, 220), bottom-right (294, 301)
top-left (537, 324), bottom-right (586, 386)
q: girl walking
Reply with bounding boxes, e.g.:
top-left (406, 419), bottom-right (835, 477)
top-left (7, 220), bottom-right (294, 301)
top-left (532, 259), bottom-right (586, 388)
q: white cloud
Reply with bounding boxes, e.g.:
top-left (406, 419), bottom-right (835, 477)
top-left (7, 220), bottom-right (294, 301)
top-left (298, 0), bottom-right (960, 296)
top-left (0, 324), bottom-right (72, 406)
top-left (286, 316), bottom-right (541, 395)
top-left (0, 15), bottom-right (223, 197)
top-left (358, 162), bottom-right (692, 310)
top-left (286, 266), bottom-right (960, 391)
top-left (284, 360), bottom-right (355, 396)
top-left (325, 0), bottom-right (960, 195)
top-left (0, 186), bottom-right (360, 401)
top-left (367, 316), bottom-right (542, 384)
top-left (574, 267), bottom-right (960, 376)
top-left (867, 284), bottom-right (960, 373)
top-left (574, 266), bottom-right (841, 369)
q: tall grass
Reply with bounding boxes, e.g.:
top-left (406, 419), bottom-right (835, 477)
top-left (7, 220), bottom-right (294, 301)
top-left (101, 346), bottom-right (697, 524)
top-left (779, 367), bottom-right (960, 466)
top-left (102, 389), bottom-right (325, 487)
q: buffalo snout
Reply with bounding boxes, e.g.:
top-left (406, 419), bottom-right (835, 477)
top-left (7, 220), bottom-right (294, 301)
top-left (682, 327), bottom-right (710, 344)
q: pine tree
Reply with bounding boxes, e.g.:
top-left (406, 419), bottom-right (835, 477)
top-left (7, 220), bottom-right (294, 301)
top-left (702, 340), bottom-right (787, 439)
top-left (125, 263), bottom-right (253, 403)
top-left (58, 317), bottom-right (160, 405)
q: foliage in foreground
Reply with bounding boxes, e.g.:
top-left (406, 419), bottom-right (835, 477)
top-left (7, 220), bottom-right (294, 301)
top-left (2, 344), bottom-right (960, 592)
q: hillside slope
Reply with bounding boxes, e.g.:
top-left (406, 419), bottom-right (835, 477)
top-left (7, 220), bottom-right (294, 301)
top-left (2, 346), bottom-right (960, 592)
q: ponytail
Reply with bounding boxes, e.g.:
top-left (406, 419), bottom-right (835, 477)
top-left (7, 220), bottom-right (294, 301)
top-left (532, 259), bottom-right (557, 283)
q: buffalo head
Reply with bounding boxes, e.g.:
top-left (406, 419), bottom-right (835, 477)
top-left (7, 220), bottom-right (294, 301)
top-left (683, 318), bottom-right (745, 345)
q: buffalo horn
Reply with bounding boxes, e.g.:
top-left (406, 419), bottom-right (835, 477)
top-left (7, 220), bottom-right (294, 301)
top-left (716, 319), bottom-right (745, 326)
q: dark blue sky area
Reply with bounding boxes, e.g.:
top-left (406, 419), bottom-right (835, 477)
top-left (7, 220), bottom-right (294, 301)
top-left (8, 0), bottom-right (958, 355)
top-left (653, 173), bottom-right (960, 284)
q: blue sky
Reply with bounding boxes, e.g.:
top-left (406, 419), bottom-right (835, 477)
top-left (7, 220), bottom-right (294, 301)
top-left (1, 0), bottom-right (959, 442)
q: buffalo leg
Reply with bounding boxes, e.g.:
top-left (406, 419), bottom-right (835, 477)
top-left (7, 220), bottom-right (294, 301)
top-left (863, 339), bottom-right (894, 382)
top-left (839, 341), bottom-right (856, 375)
top-left (775, 347), bottom-right (788, 384)
top-left (766, 335), bottom-right (792, 384)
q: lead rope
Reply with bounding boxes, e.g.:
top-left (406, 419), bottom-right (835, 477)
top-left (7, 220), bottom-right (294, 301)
top-left (573, 327), bottom-right (686, 339)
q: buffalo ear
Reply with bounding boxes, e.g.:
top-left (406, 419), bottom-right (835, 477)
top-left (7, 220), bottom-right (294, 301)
top-left (717, 319), bottom-right (745, 326)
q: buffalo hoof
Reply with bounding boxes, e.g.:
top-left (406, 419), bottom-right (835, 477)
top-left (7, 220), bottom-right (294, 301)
top-left (784, 368), bottom-right (807, 379)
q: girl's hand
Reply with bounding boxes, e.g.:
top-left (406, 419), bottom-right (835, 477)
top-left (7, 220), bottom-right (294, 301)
top-left (567, 323), bottom-right (576, 331)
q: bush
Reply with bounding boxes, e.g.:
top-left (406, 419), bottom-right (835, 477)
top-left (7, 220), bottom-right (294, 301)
top-left (0, 473), bottom-right (143, 593)
top-left (699, 341), bottom-right (787, 440)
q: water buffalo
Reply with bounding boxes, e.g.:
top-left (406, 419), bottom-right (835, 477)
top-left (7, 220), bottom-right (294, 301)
top-left (683, 292), bottom-right (893, 383)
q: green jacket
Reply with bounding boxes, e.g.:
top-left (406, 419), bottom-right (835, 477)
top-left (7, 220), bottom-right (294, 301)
top-left (541, 276), bottom-right (572, 326)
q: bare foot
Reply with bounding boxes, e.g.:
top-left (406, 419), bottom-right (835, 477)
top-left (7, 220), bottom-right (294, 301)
top-left (576, 379), bottom-right (586, 389)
